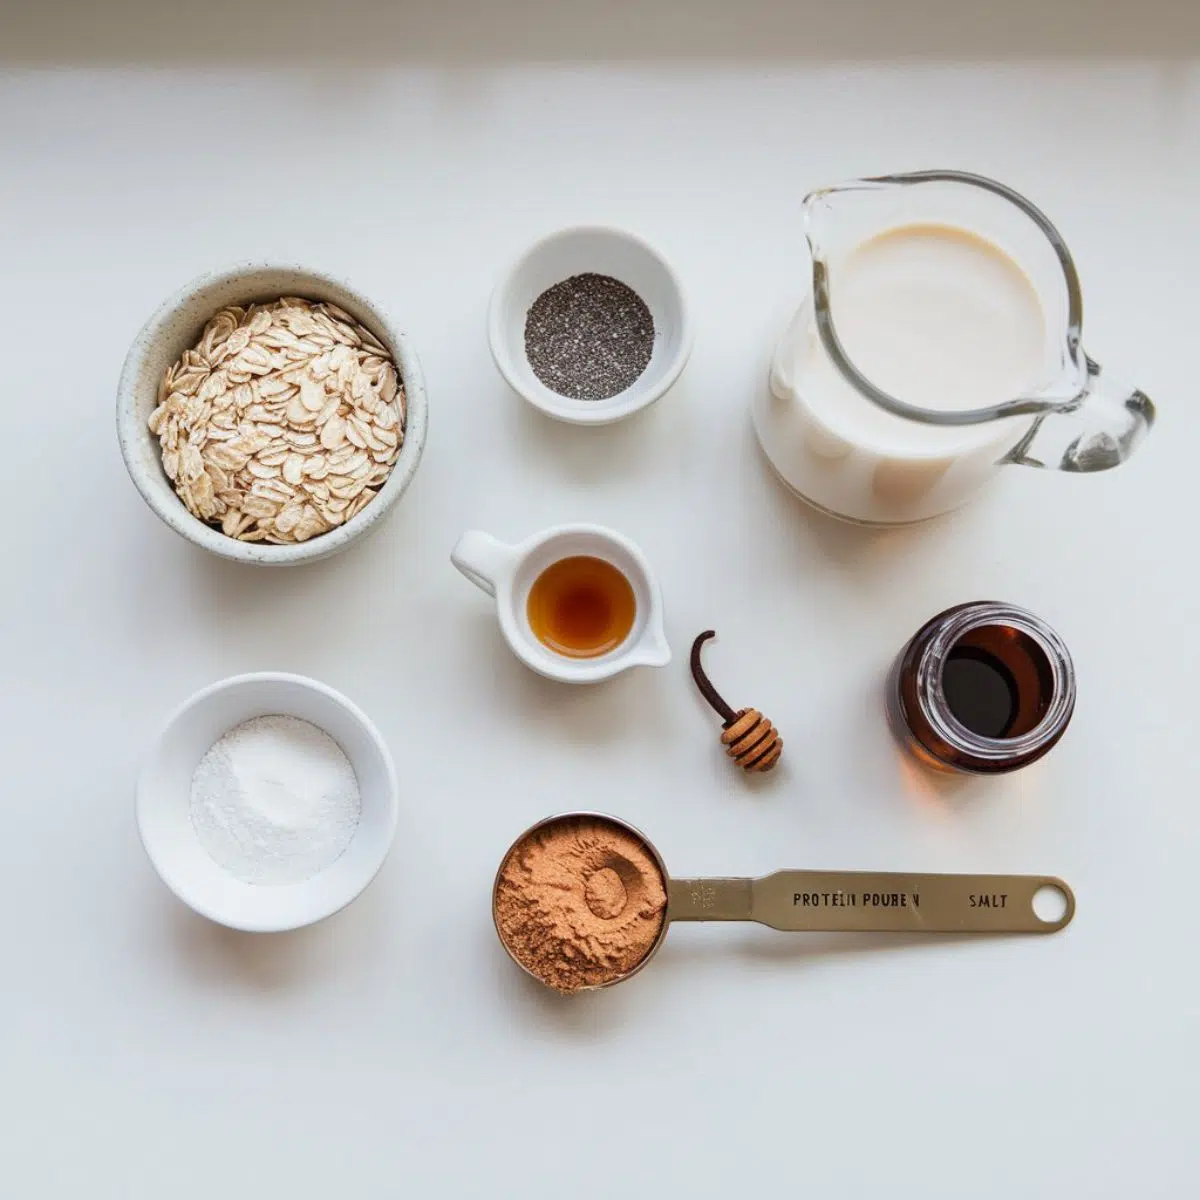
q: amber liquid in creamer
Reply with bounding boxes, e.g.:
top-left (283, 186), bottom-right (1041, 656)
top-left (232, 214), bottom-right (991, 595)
top-left (790, 224), bottom-right (1047, 521)
top-left (526, 556), bottom-right (637, 659)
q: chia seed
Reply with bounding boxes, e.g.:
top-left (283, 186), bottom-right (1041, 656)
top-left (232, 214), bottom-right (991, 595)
top-left (524, 273), bottom-right (656, 401)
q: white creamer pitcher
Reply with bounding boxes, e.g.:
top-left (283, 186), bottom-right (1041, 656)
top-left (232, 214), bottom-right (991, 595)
top-left (755, 170), bottom-right (1155, 525)
top-left (451, 524), bottom-right (670, 684)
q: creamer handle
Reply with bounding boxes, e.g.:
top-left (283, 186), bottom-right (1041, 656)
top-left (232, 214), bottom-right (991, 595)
top-left (1006, 355), bottom-right (1154, 472)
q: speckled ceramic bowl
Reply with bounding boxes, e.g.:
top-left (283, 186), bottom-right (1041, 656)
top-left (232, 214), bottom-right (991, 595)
top-left (117, 263), bottom-right (428, 566)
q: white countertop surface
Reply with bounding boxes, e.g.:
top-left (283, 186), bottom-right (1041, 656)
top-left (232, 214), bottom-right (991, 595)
top-left (1, 2), bottom-right (1196, 1195)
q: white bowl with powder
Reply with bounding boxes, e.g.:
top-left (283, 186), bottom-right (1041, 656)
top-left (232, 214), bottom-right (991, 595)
top-left (137, 672), bottom-right (398, 932)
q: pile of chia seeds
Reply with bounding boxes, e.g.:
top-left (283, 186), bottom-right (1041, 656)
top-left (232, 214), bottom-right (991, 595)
top-left (524, 273), bottom-right (656, 401)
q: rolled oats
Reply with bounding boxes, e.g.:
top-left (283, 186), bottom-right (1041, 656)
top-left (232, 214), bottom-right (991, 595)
top-left (149, 298), bottom-right (405, 544)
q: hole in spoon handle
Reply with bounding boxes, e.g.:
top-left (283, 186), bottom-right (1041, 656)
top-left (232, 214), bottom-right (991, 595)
top-left (749, 872), bottom-right (1075, 934)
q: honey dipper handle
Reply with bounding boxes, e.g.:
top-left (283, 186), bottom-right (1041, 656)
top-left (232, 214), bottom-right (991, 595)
top-left (749, 871), bottom-right (1074, 934)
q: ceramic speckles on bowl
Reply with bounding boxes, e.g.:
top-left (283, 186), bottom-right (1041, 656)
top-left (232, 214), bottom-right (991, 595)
top-left (117, 263), bottom-right (428, 566)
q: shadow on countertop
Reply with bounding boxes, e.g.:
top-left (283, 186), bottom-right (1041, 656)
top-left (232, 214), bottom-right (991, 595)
top-left (2, 0), bottom-right (1199, 66)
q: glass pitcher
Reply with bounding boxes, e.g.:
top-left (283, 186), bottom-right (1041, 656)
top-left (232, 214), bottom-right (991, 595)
top-left (755, 170), bottom-right (1155, 525)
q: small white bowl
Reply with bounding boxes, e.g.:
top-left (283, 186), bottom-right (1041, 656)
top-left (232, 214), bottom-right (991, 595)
top-left (137, 673), bottom-right (399, 932)
top-left (117, 263), bottom-right (428, 566)
top-left (488, 226), bottom-right (693, 425)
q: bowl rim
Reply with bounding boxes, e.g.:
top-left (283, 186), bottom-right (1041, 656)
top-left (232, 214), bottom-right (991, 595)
top-left (116, 261), bottom-right (428, 566)
top-left (486, 224), bottom-right (694, 426)
top-left (135, 670), bottom-right (400, 932)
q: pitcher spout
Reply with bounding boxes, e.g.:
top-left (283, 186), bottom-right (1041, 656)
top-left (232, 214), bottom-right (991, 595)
top-left (1005, 355), bottom-right (1156, 473)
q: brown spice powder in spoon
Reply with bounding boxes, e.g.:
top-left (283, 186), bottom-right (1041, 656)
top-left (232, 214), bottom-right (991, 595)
top-left (494, 815), bottom-right (667, 993)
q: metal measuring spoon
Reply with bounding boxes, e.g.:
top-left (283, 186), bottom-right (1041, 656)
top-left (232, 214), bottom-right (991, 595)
top-left (493, 812), bottom-right (1075, 992)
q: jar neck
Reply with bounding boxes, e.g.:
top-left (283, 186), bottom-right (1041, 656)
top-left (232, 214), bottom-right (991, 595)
top-left (906, 602), bottom-right (1076, 774)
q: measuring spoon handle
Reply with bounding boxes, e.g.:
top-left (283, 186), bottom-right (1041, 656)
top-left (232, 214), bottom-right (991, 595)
top-left (667, 871), bottom-right (1073, 933)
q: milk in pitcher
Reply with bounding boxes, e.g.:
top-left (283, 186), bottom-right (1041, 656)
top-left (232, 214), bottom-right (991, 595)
top-left (764, 224), bottom-right (1048, 523)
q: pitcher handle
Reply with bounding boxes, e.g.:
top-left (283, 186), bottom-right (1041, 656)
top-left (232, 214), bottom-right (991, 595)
top-left (1004, 355), bottom-right (1156, 473)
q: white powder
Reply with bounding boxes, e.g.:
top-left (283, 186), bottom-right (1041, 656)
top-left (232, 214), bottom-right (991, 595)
top-left (189, 714), bottom-right (362, 886)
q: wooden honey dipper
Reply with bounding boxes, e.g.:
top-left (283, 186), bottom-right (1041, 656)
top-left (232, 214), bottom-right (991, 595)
top-left (689, 630), bottom-right (783, 772)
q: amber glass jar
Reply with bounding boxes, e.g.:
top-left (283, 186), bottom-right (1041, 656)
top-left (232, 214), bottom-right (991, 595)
top-left (888, 601), bottom-right (1076, 775)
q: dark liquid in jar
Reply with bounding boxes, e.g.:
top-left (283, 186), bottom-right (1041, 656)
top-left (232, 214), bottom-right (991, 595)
top-left (527, 556), bottom-right (636, 659)
top-left (942, 647), bottom-right (1019, 738)
top-left (888, 602), bottom-right (1072, 775)
top-left (941, 625), bottom-right (1052, 739)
